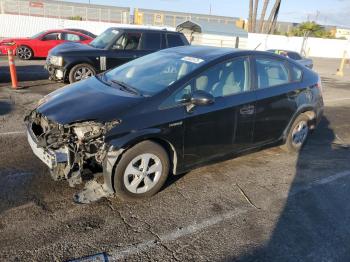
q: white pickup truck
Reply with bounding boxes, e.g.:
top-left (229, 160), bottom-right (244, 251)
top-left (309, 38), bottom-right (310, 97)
top-left (267, 49), bottom-right (313, 69)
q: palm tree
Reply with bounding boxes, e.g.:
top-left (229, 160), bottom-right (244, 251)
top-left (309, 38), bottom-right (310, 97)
top-left (248, 0), bottom-right (253, 32)
top-left (265, 0), bottom-right (281, 34)
top-left (258, 0), bottom-right (270, 33)
top-left (252, 0), bottom-right (259, 33)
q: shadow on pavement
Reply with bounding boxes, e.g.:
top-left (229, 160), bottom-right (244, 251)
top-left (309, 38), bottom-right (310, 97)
top-left (0, 65), bottom-right (48, 83)
top-left (0, 100), bottom-right (12, 116)
top-left (235, 114), bottom-right (350, 261)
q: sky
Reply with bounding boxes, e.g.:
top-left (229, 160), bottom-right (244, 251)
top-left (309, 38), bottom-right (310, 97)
top-left (63, 0), bottom-right (350, 27)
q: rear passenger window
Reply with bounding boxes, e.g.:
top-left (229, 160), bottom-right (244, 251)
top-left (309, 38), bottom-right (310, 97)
top-left (64, 33), bottom-right (80, 42)
top-left (290, 64), bottom-right (303, 82)
top-left (256, 58), bottom-right (289, 89)
top-left (140, 33), bottom-right (161, 50)
top-left (167, 34), bottom-right (184, 47)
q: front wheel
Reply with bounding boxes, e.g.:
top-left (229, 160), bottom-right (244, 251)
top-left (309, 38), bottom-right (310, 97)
top-left (16, 46), bottom-right (33, 60)
top-left (68, 63), bottom-right (96, 83)
top-left (284, 114), bottom-right (310, 153)
top-left (113, 141), bottom-right (170, 200)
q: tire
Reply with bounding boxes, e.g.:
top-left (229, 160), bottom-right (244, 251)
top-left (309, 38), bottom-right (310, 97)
top-left (16, 45), bottom-right (33, 60)
top-left (68, 63), bottom-right (96, 83)
top-left (284, 114), bottom-right (310, 153)
top-left (113, 141), bottom-right (170, 201)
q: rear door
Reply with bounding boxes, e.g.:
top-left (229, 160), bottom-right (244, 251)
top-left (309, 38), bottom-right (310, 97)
top-left (252, 55), bottom-right (298, 145)
top-left (107, 32), bottom-right (143, 69)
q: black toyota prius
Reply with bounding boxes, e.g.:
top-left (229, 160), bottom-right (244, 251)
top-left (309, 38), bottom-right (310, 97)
top-left (25, 46), bottom-right (324, 202)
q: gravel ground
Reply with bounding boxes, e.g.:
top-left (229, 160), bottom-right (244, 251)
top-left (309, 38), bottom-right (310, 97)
top-left (0, 57), bottom-right (350, 262)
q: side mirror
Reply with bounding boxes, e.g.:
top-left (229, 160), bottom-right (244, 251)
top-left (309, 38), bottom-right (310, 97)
top-left (191, 90), bottom-right (215, 106)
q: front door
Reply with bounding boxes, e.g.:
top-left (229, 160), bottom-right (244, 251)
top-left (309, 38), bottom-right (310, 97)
top-left (182, 56), bottom-right (255, 167)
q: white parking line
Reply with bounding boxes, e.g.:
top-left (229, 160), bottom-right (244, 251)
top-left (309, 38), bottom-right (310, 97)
top-left (324, 98), bottom-right (350, 103)
top-left (108, 170), bottom-right (350, 260)
top-left (0, 131), bottom-right (25, 136)
top-left (109, 208), bottom-right (249, 260)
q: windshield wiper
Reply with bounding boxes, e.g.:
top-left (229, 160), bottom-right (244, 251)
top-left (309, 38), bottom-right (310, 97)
top-left (110, 80), bottom-right (140, 96)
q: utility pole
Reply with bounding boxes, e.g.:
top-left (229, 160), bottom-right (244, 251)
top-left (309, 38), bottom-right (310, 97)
top-left (209, 3), bottom-right (212, 15)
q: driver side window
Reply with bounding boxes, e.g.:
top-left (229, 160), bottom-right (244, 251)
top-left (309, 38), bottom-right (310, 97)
top-left (112, 33), bottom-right (141, 50)
top-left (42, 33), bottom-right (61, 40)
top-left (161, 83), bottom-right (192, 109)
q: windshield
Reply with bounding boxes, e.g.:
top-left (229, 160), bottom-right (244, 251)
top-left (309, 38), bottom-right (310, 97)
top-left (89, 28), bottom-right (120, 49)
top-left (31, 30), bottom-right (48, 39)
top-left (104, 51), bottom-right (205, 96)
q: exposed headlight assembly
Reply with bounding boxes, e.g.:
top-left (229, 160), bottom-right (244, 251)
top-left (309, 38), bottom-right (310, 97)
top-left (73, 120), bottom-right (121, 142)
top-left (50, 56), bottom-right (64, 66)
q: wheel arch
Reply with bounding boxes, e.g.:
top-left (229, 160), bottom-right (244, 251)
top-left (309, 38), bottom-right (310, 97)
top-left (103, 133), bottom-right (179, 192)
top-left (282, 106), bottom-right (317, 142)
top-left (65, 59), bottom-right (96, 81)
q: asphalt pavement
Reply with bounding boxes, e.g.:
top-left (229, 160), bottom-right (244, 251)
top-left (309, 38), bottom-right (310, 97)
top-left (0, 57), bottom-right (350, 262)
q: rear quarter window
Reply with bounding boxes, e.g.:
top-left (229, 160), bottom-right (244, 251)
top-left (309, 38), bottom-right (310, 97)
top-left (290, 63), bottom-right (303, 82)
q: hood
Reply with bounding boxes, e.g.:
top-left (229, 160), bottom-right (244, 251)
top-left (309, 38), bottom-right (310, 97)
top-left (0, 38), bottom-right (29, 44)
top-left (49, 42), bottom-right (103, 56)
top-left (37, 76), bottom-right (143, 124)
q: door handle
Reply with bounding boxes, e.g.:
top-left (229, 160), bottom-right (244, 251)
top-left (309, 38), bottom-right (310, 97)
top-left (240, 105), bottom-right (255, 115)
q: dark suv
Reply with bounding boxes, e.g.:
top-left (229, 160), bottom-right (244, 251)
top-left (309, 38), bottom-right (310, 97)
top-left (45, 27), bottom-right (189, 83)
top-left (27, 46), bottom-right (323, 203)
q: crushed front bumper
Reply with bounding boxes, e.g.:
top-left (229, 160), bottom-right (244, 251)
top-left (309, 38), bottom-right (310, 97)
top-left (27, 127), bottom-right (68, 169)
top-left (44, 62), bottom-right (66, 81)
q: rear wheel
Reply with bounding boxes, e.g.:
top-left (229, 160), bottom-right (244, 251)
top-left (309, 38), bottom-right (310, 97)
top-left (16, 46), bottom-right (33, 60)
top-left (284, 114), bottom-right (310, 153)
top-left (113, 141), bottom-right (170, 200)
top-left (69, 63), bottom-right (96, 83)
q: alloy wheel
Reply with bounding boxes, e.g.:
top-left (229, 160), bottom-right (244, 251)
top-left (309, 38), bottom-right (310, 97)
top-left (123, 153), bottom-right (163, 194)
top-left (73, 66), bottom-right (94, 81)
top-left (17, 46), bottom-right (32, 60)
top-left (291, 120), bottom-right (308, 147)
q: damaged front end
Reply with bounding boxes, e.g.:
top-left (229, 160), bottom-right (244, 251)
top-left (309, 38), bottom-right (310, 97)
top-left (25, 110), bottom-right (120, 202)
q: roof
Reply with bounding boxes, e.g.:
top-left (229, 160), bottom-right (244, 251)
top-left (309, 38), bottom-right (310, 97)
top-left (176, 19), bottom-right (248, 38)
top-left (160, 45), bottom-right (241, 61)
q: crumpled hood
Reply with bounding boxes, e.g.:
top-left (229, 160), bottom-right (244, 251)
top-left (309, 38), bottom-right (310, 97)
top-left (37, 77), bottom-right (143, 124)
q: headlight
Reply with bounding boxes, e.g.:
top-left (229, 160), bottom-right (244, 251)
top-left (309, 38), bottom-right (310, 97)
top-left (2, 42), bottom-right (15, 46)
top-left (73, 124), bottom-right (103, 141)
top-left (50, 56), bottom-right (63, 66)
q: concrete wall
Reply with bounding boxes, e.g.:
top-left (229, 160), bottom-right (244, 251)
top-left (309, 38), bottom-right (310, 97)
top-left (248, 33), bottom-right (350, 58)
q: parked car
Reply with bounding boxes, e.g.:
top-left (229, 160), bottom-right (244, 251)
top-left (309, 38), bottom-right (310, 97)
top-left (25, 46), bottom-right (323, 202)
top-left (45, 27), bottom-right (189, 83)
top-left (65, 28), bottom-right (97, 38)
top-left (267, 49), bottom-right (313, 69)
top-left (0, 29), bottom-right (93, 60)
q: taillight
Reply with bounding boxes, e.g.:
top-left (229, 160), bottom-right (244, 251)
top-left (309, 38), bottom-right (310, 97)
top-left (316, 76), bottom-right (323, 95)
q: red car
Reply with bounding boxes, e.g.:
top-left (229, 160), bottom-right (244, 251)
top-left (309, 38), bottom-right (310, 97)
top-left (0, 29), bottom-right (93, 60)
